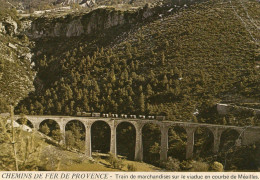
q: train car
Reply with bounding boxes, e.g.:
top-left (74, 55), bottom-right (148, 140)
top-left (156, 116), bottom-right (166, 121)
top-left (76, 112), bottom-right (92, 117)
top-left (92, 112), bottom-right (101, 117)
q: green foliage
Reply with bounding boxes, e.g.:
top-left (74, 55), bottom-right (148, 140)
top-left (149, 142), bottom-right (160, 154)
top-left (40, 123), bottom-right (50, 135)
top-left (0, 116), bottom-right (42, 170)
top-left (65, 121), bottom-right (85, 151)
top-left (142, 123), bottom-right (160, 165)
top-left (168, 126), bottom-right (187, 161)
top-left (127, 163), bottom-right (137, 171)
top-left (0, 3), bottom-right (19, 22)
top-left (40, 146), bottom-right (63, 171)
top-left (217, 143), bottom-right (260, 171)
top-left (163, 157), bottom-right (180, 171)
top-left (189, 161), bottom-right (209, 172)
top-left (0, 23), bottom-right (34, 111)
top-left (210, 161), bottom-right (223, 172)
top-left (194, 127), bottom-right (214, 158)
top-left (117, 122), bottom-right (135, 160)
top-left (3, 0), bottom-right (259, 171)
top-left (51, 128), bottom-right (63, 142)
top-left (16, 0), bottom-right (260, 128)
top-left (91, 121), bottom-right (110, 153)
top-left (106, 153), bottom-right (124, 170)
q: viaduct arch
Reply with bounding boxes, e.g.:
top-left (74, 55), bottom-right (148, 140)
top-left (13, 115), bottom-right (260, 161)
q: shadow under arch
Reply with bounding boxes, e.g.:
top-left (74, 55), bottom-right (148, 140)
top-left (194, 127), bottom-right (214, 158)
top-left (91, 120), bottom-right (111, 154)
top-left (142, 123), bottom-right (161, 165)
top-left (116, 121), bottom-right (136, 160)
top-left (219, 129), bottom-right (240, 152)
top-left (168, 125), bottom-right (187, 161)
top-left (16, 118), bottom-right (34, 128)
top-left (39, 119), bottom-right (61, 141)
top-left (65, 120), bottom-right (86, 152)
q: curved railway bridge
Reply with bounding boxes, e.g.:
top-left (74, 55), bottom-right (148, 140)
top-left (11, 115), bottom-right (260, 161)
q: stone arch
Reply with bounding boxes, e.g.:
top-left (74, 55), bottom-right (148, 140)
top-left (91, 120), bottom-right (111, 154)
top-left (116, 121), bottom-right (136, 160)
top-left (39, 119), bottom-right (62, 141)
top-left (64, 119), bottom-right (86, 128)
top-left (16, 118), bottom-right (34, 128)
top-left (194, 127), bottom-right (214, 158)
top-left (168, 125), bottom-right (187, 161)
top-left (219, 128), bottom-right (241, 152)
top-left (65, 120), bottom-right (86, 152)
top-left (142, 122), bottom-right (161, 165)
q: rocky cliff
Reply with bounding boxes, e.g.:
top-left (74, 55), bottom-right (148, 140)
top-left (21, 5), bottom-right (158, 39)
top-left (20, 0), bottom-right (206, 39)
top-left (0, 16), bottom-right (18, 36)
top-left (0, 14), bottom-right (35, 111)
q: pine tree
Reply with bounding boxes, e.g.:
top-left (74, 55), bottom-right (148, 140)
top-left (146, 84), bottom-right (153, 96)
top-left (161, 52), bottom-right (165, 65)
top-left (222, 117), bottom-right (227, 125)
top-left (40, 123), bottom-right (50, 136)
top-left (139, 93), bottom-right (145, 113)
top-left (163, 75), bottom-right (168, 85)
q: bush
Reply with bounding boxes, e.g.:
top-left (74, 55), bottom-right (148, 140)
top-left (180, 160), bottom-right (193, 171)
top-left (106, 153), bottom-right (124, 169)
top-left (189, 161), bottom-right (209, 171)
top-left (127, 163), bottom-right (137, 171)
top-left (41, 146), bottom-right (63, 171)
top-left (210, 161), bottom-right (223, 172)
top-left (163, 157), bottom-right (180, 171)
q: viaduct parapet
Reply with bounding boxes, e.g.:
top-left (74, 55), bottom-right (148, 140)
top-left (12, 115), bottom-right (260, 161)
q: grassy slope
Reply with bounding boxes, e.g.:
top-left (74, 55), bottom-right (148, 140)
top-left (30, 128), bottom-right (157, 171)
top-left (60, 154), bottom-right (160, 171)
top-left (25, 130), bottom-right (159, 171)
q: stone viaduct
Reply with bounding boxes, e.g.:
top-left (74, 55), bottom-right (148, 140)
top-left (13, 115), bottom-right (260, 161)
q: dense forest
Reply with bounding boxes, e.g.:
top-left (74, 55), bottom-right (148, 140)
top-left (16, 0), bottom-right (260, 126)
top-left (1, 0), bottom-right (260, 171)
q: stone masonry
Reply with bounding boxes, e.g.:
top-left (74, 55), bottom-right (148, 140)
top-left (13, 115), bottom-right (260, 161)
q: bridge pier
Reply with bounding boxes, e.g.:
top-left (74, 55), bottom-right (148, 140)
top-left (85, 122), bottom-right (92, 157)
top-left (33, 122), bottom-right (40, 131)
top-left (110, 121), bottom-right (117, 155)
top-left (160, 125), bottom-right (169, 161)
top-left (185, 127), bottom-right (196, 159)
top-left (134, 123), bottom-right (143, 161)
top-left (60, 125), bottom-right (66, 145)
top-left (210, 127), bottom-right (223, 153)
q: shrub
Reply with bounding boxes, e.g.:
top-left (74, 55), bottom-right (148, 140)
top-left (127, 163), bottom-right (137, 171)
top-left (106, 153), bottom-right (124, 169)
top-left (180, 160), bottom-right (193, 171)
top-left (190, 161), bottom-right (209, 172)
top-left (210, 161), bottom-right (224, 172)
top-left (164, 157), bottom-right (180, 171)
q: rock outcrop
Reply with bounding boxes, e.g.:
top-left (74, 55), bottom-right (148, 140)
top-left (22, 6), bottom-right (157, 39)
top-left (0, 16), bottom-right (18, 36)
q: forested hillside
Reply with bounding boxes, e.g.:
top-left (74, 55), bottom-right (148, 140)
top-left (16, 0), bottom-right (260, 126)
top-left (1, 0), bottom-right (260, 171)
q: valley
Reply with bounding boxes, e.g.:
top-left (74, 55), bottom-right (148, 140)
top-left (0, 0), bottom-right (259, 171)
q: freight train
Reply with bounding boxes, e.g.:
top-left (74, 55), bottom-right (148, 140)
top-left (76, 112), bottom-right (166, 120)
